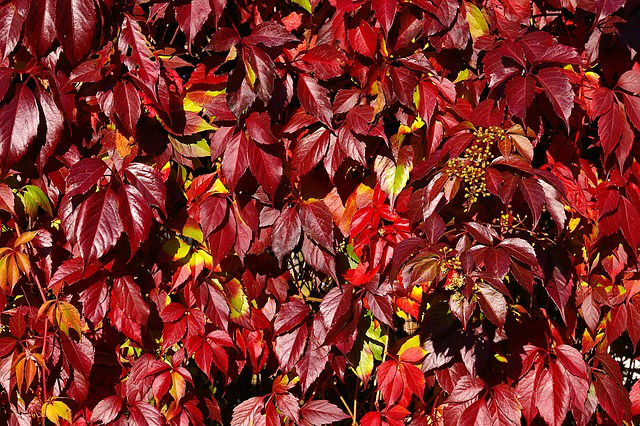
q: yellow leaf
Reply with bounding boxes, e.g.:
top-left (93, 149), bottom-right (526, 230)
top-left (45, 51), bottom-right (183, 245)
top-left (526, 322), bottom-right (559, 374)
top-left (170, 371), bottom-right (186, 401)
top-left (465, 2), bottom-right (489, 40)
top-left (43, 400), bottom-right (72, 425)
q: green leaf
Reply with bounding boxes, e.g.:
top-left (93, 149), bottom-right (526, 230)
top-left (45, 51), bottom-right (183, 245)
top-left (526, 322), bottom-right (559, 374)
top-left (19, 185), bottom-right (52, 218)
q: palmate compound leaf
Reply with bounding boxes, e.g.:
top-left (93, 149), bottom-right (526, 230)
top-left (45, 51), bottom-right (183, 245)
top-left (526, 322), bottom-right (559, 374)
top-left (0, 83), bottom-right (40, 176)
top-left (74, 189), bottom-right (123, 267)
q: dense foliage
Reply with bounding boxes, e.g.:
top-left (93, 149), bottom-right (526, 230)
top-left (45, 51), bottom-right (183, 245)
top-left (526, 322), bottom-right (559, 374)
top-left (1, 0), bottom-right (640, 424)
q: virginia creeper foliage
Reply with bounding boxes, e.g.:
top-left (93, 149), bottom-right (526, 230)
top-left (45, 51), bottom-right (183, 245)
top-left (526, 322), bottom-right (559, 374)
top-left (0, 0), bottom-right (640, 424)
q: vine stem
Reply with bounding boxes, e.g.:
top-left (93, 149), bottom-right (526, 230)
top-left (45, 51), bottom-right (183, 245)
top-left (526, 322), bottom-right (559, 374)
top-left (16, 224), bottom-right (50, 421)
top-left (332, 382), bottom-right (355, 422)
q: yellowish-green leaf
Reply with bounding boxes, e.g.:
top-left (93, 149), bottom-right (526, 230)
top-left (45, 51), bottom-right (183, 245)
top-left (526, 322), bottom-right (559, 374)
top-left (55, 302), bottom-right (83, 337)
top-left (374, 146), bottom-right (414, 206)
top-left (292, 0), bottom-right (312, 13)
top-left (19, 185), bottom-right (52, 218)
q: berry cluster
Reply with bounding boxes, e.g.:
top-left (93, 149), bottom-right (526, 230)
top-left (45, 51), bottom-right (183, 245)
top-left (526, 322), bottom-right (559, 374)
top-left (445, 126), bottom-right (505, 207)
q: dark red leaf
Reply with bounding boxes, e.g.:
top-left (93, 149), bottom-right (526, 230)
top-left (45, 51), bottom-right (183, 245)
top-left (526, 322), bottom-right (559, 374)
top-left (113, 80), bottom-right (141, 136)
top-left (248, 140), bottom-right (282, 200)
top-left (535, 68), bottom-right (574, 128)
top-left (117, 184), bottom-right (152, 255)
top-left (297, 74), bottom-right (333, 127)
top-left (74, 189), bottom-right (123, 266)
top-left (300, 200), bottom-right (334, 253)
top-left (0, 83), bottom-right (40, 176)
top-left (175, 0), bottom-right (211, 48)
top-left (56, 0), bottom-right (97, 64)
top-left (108, 276), bottom-right (150, 343)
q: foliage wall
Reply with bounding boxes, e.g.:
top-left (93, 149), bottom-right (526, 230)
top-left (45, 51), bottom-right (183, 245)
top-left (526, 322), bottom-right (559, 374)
top-left (0, 0), bottom-right (639, 424)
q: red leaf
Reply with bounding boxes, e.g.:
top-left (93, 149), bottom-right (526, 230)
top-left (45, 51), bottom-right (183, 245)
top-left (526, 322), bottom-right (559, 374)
top-left (271, 206), bottom-right (302, 264)
top-left (300, 400), bottom-right (350, 425)
top-left (55, 0), bottom-right (96, 64)
top-left (0, 83), bottom-right (40, 176)
top-left (113, 80), bottom-right (141, 136)
top-left (231, 396), bottom-right (265, 426)
top-left (90, 396), bottom-right (123, 424)
top-left (118, 184), bottom-right (152, 255)
top-left (300, 200), bottom-right (334, 253)
top-left (447, 375), bottom-right (485, 403)
top-left (619, 196), bottom-right (640, 249)
top-left (75, 189), bottom-right (123, 266)
top-left (274, 299), bottom-right (309, 335)
top-left (222, 130), bottom-right (250, 189)
top-left (371, 0), bottom-right (398, 36)
top-left (348, 20), bottom-right (378, 57)
top-left (297, 74), bottom-right (333, 127)
top-left (66, 158), bottom-right (108, 197)
top-left (300, 44), bottom-right (348, 80)
top-left (248, 140), bottom-right (282, 200)
top-left (292, 128), bottom-right (331, 179)
top-left (459, 399), bottom-right (492, 426)
top-left (275, 323), bottom-right (308, 371)
top-left (119, 14), bottom-right (160, 90)
top-left (505, 75), bottom-right (535, 119)
top-left (476, 282), bottom-right (507, 328)
top-left (244, 21), bottom-right (298, 47)
top-left (631, 379), bottom-right (640, 416)
top-left (594, 371), bottom-right (631, 425)
top-left (124, 163), bottom-right (166, 213)
top-left (175, 0), bottom-right (211, 48)
top-left (535, 363), bottom-right (570, 426)
top-left (276, 393), bottom-right (300, 422)
top-left (246, 111), bottom-right (277, 145)
top-left (129, 401), bottom-right (164, 426)
top-left (0, 4), bottom-right (24, 62)
top-left (80, 280), bottom-right (110, 324)
top-left (108, 276), bottom-right (150, 343)
top-left (301, 236), bottom-right (337, 282)
top-left (535, 68), bottom-right (574, 128)
top-left (24, 0), bottom-right (56, 57)
top-left (199, 196), bottom-right (228, 238)
top-left (519, 178), bottom-right (545, 227)
top-left (34, 87), bottom-right (64, 173)
top-left (554, 345), bottom-right (588, 380)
